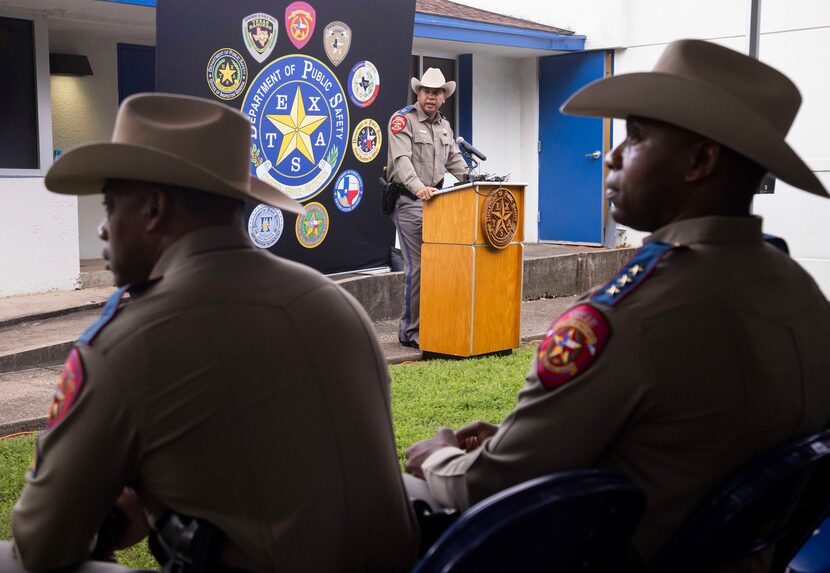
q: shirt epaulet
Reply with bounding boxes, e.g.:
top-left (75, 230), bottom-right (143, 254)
top-left (395, 105), bottom-right (414, 116)
top-left (763, 233), bottom-right (789, 255)
top-left (591, 241), bottom-right (684, 307)
top-left (76, 277), bottom-right (161, 345)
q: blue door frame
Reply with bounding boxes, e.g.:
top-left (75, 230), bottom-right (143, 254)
top-left (538, 51), bottom-right (610, 245)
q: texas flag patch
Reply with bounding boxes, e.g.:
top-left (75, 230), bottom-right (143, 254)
top-left (390, 114), bottom-right (407, 134)
top-left (536, 305), bottom-right (610, 390)
top-left (46, 348), bottom-right (85, 429)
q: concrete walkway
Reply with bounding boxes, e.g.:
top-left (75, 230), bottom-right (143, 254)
top-left (0, 294), bottom-right (580, 436)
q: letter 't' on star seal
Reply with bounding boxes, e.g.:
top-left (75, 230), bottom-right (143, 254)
top-left (536, 305), bottom-right (610, 390)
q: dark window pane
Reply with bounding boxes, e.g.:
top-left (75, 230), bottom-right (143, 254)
top-left (0, 17), bottom-right (38, 169)
top-left (408, 55), bottom-right (419, 105)
top-left (423, 56), bottom-right (455, 131)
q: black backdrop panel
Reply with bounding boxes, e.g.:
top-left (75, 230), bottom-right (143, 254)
top-left (157, 0), bottom-right (416, 273)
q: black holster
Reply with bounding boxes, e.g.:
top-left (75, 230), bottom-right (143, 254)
top-left (149, 512), bottom-right (227, 573)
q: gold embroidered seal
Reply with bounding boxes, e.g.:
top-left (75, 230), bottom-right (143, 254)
top-left (481, 188), bottom-right (518, 249)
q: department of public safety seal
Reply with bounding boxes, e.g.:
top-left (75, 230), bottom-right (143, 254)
top-left (333, 169), bottom-right (363, 212)
top-left (347, 60), bottom-right (380, 108)
top-left (247, 203), bottom-right (284, 248)
top-left (351, 118), bottom-right (382, 163)
top-left (242, 54), bottom-right (349, 202)
top-left (206, 48), bottom-right (248, 101)
top-left (295, 201), bottom-right (329, 248)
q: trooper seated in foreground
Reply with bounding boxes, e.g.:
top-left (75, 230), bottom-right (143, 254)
top-left (405, 39), bottom-right (830, 571)
top-left (2, 93), bottom-right (418, 572)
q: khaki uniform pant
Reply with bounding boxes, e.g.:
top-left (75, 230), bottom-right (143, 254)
top-left (393, 195), bottom-right (423, 345)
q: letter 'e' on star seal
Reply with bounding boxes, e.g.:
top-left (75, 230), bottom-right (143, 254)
top-left (536, 305), bottom-right (610, 389)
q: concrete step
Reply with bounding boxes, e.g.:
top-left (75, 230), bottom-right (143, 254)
top-left (0, 309), bottom-right (101, 374)
top-left (0, 367), bottom-right (59, 436)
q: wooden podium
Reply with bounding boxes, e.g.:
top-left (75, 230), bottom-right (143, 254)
top-left (420, 182), bottom-right (525, 357)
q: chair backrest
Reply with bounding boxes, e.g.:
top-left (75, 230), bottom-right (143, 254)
top-left (411, 469), bottom-right (646, 573)
top-left (650, 429), bottom-right (830, 572)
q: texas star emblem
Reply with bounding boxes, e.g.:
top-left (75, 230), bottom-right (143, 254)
top-left (243, 13), bottom-right (278, 64)
top-left (348, 60), bottom-right (380, 108)
top-left (323, 21), bottom-right (351, 66)
top-left (206, 48), bottom-right (248, 101)
top-left (351, 118), bottom-right (382, 163)
top-left (242, 55), bottom-right (348, 202)
top-left (295, 201), bottom-right (329, 248)
top-left (285, 1), bottom-right (316, 50)
top-left (536, 305), bottom-right (610, 390)
top-left (333, 169), bottom-right (363, 212)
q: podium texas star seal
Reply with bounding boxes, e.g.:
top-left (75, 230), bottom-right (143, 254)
top-left (242, 54), bottom-right (349, 202)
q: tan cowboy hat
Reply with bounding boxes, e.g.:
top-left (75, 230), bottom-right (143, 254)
top-left (411, 67), bottom-right (456, 98)
top-left (562, 39), bottom-right (828, 198)
top-left (45, 92), bottom-right (304, 213)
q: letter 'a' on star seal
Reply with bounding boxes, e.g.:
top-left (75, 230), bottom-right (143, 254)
top-left (285, 1), bottom-right (316, 50)
top-left (536, 305), bottom-right (610, 390)
top-left (242, 54), bottom-right (349, 203)
top-left (323, 21), bottom-right (351, 67)
top-left (47, 348), bottom-right (85, 430)
top-left (243, 13), bottom-right (278, 64)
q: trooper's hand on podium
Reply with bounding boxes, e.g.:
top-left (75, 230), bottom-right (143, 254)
top-left (417, 186), bottom-right (437, 201)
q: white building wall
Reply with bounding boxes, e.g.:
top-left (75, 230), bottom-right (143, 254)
top-left (0, 179), bottom-right (80, 297)
top-left (471, 54), bottom-right (540, 241)
top-left (50, 31), bottom-right (121, 260)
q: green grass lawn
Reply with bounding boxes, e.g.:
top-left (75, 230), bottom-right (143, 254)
top-left (0, 344), bottom-right (535, 568)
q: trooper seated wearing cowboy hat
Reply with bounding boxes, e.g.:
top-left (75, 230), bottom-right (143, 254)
top-left (2, 94), bottom-right (418, 572)
top-left (405, 39), bottom-right (830, 569)
top-left (386, 67), bottom-right (469, 349)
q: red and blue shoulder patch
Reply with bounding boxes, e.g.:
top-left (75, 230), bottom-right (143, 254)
top-left (536, 305), bottom-right (610, 390)
top-left (46, 347), bottom-right (85, 430)
top-left (390, 114), bottom-right (408, 134)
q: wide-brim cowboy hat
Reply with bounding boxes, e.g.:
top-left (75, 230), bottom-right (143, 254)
top-left (45, 92), bottom-right (305, 213)
top-left (562, 39), bottom-right (828, 198)
top-left (411, 67), bottom-right (456, 99)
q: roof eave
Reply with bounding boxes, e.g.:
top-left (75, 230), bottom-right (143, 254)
top-left (414, 13), bottom-right (585, 52)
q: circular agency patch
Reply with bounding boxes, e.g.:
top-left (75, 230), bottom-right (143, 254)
top-left (351, 118), bottom-right (382, 163)
top-left (333, 169), bottom-right (364, 212)
top-left (347, 60), bottom-right (380, 108)
top-left (295, 201), bottom-right (329, 248)
top-left (247, 203), bottom-right (284, 248)
top-left (242, 54), bottom-right (349, 203)
top-left (206, 48), bottom-right (248, 100)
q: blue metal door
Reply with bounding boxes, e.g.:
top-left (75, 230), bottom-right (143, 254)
top-left (538, 51), bottom-right (608, 244)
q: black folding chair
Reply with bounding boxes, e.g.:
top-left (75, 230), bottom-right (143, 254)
top-left (411, 469), bottom-right (646, 573)
top-left (648, 430), bottom-right (830, 572)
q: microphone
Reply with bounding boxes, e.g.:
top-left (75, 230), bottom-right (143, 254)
top-left (456, 137), bottom-right (487, 161)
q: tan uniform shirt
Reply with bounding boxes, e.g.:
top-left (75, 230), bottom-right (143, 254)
top-left (421, 216), bottom-right (830, 561)
top-left (12, 226), bottom-right (418, 573)
top-left (386, 102), bottom-right (468, 194)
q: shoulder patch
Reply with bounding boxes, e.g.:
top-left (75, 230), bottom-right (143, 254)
top-left (47, 348), bottom-right (85, 430)
top-left (591, 241), bottom-right (682, 307)
top-left (390, 114), bottom-right (407, 134)
top-left (763, 233), bottom-right (789, 254)
top-left (537, 305), bottom-right (610, 390)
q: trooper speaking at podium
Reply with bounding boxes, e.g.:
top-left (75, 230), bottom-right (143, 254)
top-left (385, 67), bottom-right (469, 350)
